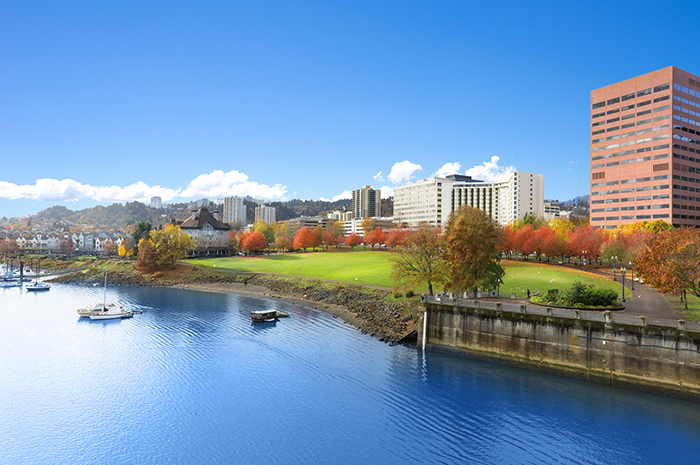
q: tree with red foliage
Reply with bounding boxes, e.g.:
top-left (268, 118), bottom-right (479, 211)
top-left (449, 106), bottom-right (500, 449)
top-left (365, 228), bottom-right (386, 249)
top-left (312, 225), bottom-right (323, 251)
top-left (513, 224), bottom-right (536, 259)
top-left (498, 225), bottom-right (518, 259)
top-left (241, 231), bottom-right (268, 254)
top-left (293, 226), bottom-right (315, 252)
top-left (567, 226), bottom-right (607, 265)
top-left (385, 229), bottom-right (409, 248)
top-left (344, 233), bottom-right (362, 250)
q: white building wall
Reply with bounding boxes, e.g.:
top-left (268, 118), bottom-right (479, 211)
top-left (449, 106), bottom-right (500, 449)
top-left (255, 205), bottom-right (276, 224)
top-left (393, 177), bottom-right (455, 227)
top-left (223, 196), bottom-right (247, 225)
top-left (396, 171), bottom-right (544, 227)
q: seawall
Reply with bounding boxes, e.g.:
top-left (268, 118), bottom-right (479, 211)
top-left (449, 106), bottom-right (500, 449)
top-left (421, 296), bottom-right (700, 402)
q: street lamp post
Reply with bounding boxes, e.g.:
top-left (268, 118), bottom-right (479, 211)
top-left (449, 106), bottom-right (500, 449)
top-left (629, 261), bottom-right (635, 291)
top-left (621, 267), bottom-right (626, 302)
top-left (582, 250), bottom-right (587, 271)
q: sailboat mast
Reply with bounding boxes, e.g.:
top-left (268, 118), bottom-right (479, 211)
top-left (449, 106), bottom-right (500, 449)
top-left (103, 266), bottom-right (108, 309)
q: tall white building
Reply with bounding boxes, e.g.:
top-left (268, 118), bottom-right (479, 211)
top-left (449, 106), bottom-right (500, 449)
top-left (150, 196), bottom-right (162, 209)
top-left (223, 196), bottom-right (247, 225)
top-left (393, 171), bottom-right (544, 227)
top-left (255, 205), bottom-right (276, 224)
top-left (352, 185), bottom-right (381, 219)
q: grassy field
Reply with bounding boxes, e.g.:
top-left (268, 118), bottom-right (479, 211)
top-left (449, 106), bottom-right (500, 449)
top-left (188, 251), bottom-right (626, 299)
top-left (189, 250), bottom-right (395, 288)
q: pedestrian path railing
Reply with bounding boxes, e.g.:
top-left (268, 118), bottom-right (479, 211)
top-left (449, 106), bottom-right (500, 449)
top-left (424, 294), bottom-right (699, 332)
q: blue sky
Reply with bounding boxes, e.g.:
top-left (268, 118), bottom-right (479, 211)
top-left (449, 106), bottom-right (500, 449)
top-left (2, 0), bottom-right (699, 218)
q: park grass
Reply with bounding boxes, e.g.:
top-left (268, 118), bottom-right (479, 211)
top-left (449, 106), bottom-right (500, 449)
top-left (189, 249), bottom-right (395, 288)
top-left (498, 260), bottom-right (629, 300)
top-left (188, 252), bottom-right (626, 299)
top-left (670, 293), bottom-right (700, 321)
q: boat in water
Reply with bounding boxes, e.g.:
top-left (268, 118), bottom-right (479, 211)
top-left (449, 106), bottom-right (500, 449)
top-left (251, 309), bottom-right (289, 322)
top-left (78, 265), bottom-right (133, 320)
top-left (86, 304), bottom-right (133, 320)
top-left (26, 260), bottom-right (50, 292)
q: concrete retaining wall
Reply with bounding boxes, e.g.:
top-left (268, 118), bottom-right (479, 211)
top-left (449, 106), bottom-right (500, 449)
top-left (422, 298), bottom-right (700, 401)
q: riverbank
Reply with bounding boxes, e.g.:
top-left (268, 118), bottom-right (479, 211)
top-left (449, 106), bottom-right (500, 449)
top-left (49, 262), bottom-right (421, 343)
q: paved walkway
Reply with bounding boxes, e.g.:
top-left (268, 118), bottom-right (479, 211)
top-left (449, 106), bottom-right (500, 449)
top-left (563, 264), bottom-right (677, 319)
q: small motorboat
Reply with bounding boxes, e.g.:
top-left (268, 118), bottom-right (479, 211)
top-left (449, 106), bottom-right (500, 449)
top-left (251, 309), bottom-right (289, 322)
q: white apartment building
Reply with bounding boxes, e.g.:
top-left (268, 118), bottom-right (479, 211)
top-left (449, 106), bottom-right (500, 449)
top-left (223, 196), bottom-right (247, 225)
top-left (150, 196), bottom-right (162, 209)
top-left (394, 171), bottom-right (544, 227)
top-left (255, 205), bottom-right (276, 224)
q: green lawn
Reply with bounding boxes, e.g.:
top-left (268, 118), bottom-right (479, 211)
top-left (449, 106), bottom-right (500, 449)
top-left (189, 250), bottom-right (395, 288)
top-left (188, 252), bottom-right (625, 299)
top-left (498, 261), bottom-right (629, 300)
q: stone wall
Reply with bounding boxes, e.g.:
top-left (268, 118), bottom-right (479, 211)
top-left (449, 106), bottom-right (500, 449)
top-left (422, 297), bottom-right (700, 401)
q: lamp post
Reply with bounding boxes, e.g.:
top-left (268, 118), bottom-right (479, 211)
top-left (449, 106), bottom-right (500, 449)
top-left (612, 256), bottom-right (617, 281)
top-left (620, 267), bottom-right (626, 302)
top-left (582, 250), bottom-right (587, 271)
top-left (629, 261), bottom-right (635, 291)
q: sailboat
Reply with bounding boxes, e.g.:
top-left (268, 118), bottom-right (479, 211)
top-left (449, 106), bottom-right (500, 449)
top-left (1, 256), bottom-right (21, 288)
top-left (25, 259), bottom-right (50, 291)
top-left (77, 266), bottom-right (132, 320)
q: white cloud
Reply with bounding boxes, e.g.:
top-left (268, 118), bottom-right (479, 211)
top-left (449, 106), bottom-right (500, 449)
top-left (464, 156), bottom-right (516, 182)
top-left (373, 171), bottom-right (384, 182)
top-left (332, 190), bottom-right (352, 202)
top-left (388, 160), bottom-right (422, 184)
top-left (180, 170), bottom-right (250, 198)
top-left (0, 170), bottom-right (288, 204)
top-left (433, 162), bottom-right (462, 178)
top-left (379, 185), bottom-right (394, 197)
top-left (0, 179), bottom-right (95, 201)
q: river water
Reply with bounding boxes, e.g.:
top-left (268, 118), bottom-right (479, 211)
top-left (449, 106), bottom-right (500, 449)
top-left (2, 284), bottom-right (700, 464)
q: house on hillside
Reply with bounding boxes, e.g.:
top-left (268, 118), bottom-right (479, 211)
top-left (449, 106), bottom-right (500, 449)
top-left (179, 207), bottom-right (230, 256)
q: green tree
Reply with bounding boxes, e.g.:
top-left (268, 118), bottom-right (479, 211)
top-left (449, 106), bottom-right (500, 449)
top-left (390, 223), bottom-right (446, 295)
top-left (130, 221), bottom-right (152, 254)
top-left (443, 205), bottom-right (503, 292)
top-left (253, 219), bottom-right (275, 244)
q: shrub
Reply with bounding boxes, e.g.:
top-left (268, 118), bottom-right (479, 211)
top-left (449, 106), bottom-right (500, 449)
top-left (405, 290), bottom-right (415, 298)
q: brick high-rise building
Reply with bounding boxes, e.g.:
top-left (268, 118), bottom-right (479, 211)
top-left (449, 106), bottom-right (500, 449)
top-left (590, 66), bottom-right (700, 229)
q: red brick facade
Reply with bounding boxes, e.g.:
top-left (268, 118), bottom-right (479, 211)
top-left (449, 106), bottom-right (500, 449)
top-left (590, 66), bottom-right (700, 228)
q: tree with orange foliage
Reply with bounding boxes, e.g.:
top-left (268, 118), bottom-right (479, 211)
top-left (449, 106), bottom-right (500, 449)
top-left (136, 237), bottom-right (157, 272)
top-left (385, 229), bottom-right (409, 249)
top-left (344, 233), bottom-right (362, 250)
top-left (365, 228), bottom-right (386, 249)
top-left (241, 231), bottom-right (268, 254)
top-left (293, 226), bottom-right (315, 252)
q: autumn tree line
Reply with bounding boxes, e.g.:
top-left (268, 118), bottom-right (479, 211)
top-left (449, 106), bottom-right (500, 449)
top-left (14, 206), bottom-right (693, 303)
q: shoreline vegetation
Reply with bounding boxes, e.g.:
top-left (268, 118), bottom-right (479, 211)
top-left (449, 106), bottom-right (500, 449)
top-left (50, 261), bottom-right (422, 343)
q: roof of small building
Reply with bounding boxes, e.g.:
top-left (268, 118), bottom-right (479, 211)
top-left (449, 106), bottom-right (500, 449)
top-left (180, 208), bottom-right (229, 231)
